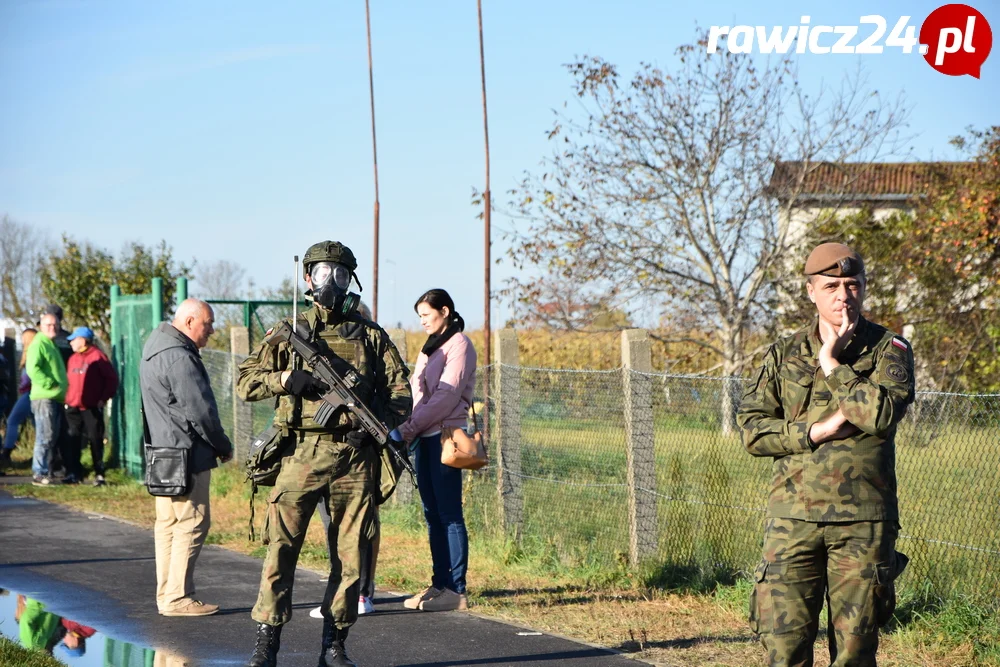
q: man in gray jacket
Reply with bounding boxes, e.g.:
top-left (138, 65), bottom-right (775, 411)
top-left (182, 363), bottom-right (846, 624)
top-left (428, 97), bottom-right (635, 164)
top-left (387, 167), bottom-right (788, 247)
top-left (140, 298), bottom-right (233, 617)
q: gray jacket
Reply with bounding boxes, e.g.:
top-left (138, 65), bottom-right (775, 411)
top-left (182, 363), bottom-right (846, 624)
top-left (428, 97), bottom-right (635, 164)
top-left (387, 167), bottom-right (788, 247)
top-left (140, 323), bottom-right (232, 474)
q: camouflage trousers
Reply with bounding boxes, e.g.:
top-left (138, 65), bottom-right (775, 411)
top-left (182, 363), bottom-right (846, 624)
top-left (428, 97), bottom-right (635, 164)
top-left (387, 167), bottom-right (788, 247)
top-left (750, 518), bottom-right (908, 667)
top-left (252, 434), bottom-right (376, 629)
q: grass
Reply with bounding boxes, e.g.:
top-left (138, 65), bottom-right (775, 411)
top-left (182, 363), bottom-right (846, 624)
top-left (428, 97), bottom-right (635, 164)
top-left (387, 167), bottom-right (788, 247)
top-left (0, 636), bottom-right (66, 667)
top-left (6, 419), bottom-right (1000, 666)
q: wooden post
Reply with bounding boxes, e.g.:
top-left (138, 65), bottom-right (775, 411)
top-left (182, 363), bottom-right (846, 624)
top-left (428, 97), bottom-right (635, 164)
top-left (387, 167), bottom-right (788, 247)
top-left (622, 328), bottom-right (658, 565)
top-left (231, 327), bottom-right (251, 459)
top-left (495, 328), bottom-right (523, 538)
top-left (386, 327), bottom-right (413, 505)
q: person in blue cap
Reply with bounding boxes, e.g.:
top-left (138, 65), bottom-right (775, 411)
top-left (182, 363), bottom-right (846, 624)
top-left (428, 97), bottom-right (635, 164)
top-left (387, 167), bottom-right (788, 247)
top-left (65, 326), bottom-right (118, 485)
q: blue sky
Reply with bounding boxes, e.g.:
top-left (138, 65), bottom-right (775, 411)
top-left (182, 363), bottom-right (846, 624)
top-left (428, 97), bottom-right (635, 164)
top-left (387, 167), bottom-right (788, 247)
top-left (2, 0), bottom-right (997, 329)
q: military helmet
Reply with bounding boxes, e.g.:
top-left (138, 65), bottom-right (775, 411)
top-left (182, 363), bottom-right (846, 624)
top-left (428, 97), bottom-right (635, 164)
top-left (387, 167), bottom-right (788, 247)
top-left (302, 240), bottom-right (357, 279)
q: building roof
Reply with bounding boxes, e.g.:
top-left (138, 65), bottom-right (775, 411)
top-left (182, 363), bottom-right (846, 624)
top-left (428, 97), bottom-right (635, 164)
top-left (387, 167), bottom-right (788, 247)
top-left (768, 161), bottom-right (975, 201)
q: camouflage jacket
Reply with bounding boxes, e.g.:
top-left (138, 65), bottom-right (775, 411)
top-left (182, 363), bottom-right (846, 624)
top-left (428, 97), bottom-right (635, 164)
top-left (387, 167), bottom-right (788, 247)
top-left (236, 306), bottom-right (411, 437)
top-left (737, 317), bottom-right (915, 521)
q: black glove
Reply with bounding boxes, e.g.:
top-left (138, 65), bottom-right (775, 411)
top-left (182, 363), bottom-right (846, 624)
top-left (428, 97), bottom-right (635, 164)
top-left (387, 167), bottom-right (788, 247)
top-left (345, 430), bottom-right (370, 448)
top-left (283, 370), bottom-right (326, 397)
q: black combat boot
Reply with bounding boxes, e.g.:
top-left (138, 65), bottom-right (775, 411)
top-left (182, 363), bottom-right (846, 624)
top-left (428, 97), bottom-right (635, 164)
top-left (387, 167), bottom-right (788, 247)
top-left (318, 618), bottom-right (356, 667)
top-left (248, 622), bottom-right (281, 667)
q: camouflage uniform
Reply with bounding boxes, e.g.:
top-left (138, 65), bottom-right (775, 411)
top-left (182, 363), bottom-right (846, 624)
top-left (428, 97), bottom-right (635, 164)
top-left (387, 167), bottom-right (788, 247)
top-left (237, 305), bottom-right (411, 629)
top-left (738, 316), bottom-right (914, 667)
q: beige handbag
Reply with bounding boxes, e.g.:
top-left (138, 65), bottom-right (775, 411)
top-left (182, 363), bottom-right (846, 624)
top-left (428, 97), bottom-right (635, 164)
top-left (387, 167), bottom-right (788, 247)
top-left (440, 403), bottom-right (488, 470)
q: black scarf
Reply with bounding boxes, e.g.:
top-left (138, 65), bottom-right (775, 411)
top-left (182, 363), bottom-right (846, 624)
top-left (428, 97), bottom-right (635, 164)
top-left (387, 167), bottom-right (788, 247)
top-left (421, 316), bottom-right (464, 356)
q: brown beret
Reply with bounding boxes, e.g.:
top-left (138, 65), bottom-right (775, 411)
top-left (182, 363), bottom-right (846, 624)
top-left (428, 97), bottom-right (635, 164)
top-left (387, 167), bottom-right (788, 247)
top-left (804, 242), bottom-right (865, 277)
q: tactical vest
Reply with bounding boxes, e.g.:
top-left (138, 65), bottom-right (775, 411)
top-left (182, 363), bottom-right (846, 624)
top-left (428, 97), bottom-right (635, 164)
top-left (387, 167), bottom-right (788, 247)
top-left (273, 313), bottom-right (377, 435)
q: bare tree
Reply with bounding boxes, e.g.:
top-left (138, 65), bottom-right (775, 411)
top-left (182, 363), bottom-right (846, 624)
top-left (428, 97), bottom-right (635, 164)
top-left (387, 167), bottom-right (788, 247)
top-left (502, 35), bottom-right (910, 432)
top-left (0, 215), bottom-right (49, 324)
top-left (255, 277), bottom-right (296, 302)
top-left (193, 259), bottom-right (247, 299)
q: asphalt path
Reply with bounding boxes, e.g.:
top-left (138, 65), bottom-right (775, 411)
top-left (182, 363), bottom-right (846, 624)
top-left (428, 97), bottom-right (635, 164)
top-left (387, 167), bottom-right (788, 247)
top-left (0, 489), bottom-right (647, 666)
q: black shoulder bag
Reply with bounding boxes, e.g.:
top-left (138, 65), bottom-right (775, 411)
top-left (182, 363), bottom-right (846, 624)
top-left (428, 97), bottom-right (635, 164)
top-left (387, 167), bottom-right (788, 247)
top-left (143, 399), bottom-right (192, 497)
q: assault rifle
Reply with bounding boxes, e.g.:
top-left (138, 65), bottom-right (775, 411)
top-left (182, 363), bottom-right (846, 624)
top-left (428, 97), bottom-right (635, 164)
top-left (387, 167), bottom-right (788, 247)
top-left (264, 320), bottom-right (417, 485)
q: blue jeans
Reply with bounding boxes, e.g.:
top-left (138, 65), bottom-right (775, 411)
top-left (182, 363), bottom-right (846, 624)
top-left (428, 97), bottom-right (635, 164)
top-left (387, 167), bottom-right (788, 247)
top-left (31, 399), bottom-right (62, 477)
top-left (415, 434), bottom-right (468, 594)
top-left (4, 394), bottom-right (33, 452)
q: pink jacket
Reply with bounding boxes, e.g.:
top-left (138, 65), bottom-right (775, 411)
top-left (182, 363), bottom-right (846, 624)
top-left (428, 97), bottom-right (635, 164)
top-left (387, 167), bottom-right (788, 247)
top-left (398, 332), bottom-right (477, 442)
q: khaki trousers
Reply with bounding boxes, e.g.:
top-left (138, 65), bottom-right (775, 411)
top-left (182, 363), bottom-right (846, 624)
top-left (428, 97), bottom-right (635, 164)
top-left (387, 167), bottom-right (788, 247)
top-left (252, 438), bottom-right (374, 628)
top-left (155, 469), bottom-right (211, 612)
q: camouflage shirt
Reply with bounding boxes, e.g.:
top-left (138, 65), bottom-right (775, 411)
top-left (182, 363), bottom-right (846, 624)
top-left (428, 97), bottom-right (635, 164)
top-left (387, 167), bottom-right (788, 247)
top-left (737, 317), bottom-right (915, 522)
top-left (236, 306), bottom-right (411, 436)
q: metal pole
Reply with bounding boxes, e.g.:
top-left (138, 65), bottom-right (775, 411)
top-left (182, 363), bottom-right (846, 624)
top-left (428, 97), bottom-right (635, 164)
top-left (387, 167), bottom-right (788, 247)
top-left (366, 0), bottom-right (381, 321)
top-left (293, 256), bottom-right (299, 326)
top-left (110, 285), bottom-right (120, 349)
top-left (151, 277), bottom-right (163, 327)
top-left (477, 0), bottom-right (492, 444)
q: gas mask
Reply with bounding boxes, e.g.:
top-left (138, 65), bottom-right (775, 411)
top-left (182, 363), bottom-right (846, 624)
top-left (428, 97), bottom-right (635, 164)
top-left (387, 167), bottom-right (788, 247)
top-left (308, 261), bottom-right (361, 319)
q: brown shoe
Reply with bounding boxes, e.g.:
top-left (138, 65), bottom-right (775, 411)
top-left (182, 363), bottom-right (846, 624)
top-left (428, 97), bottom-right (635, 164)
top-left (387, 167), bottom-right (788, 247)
top-left (161, 599), bottom-right (220, 617)
top-left (419, 589), bottom-right (468, 612)
top-left (403, 586), bottom-right (441, 610)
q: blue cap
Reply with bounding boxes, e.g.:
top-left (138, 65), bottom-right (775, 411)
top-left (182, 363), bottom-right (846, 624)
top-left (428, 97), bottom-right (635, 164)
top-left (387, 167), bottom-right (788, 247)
top-left (58, 643), bottom-right (86, 658)
top-left (67, 326), bottom-right (94, 342)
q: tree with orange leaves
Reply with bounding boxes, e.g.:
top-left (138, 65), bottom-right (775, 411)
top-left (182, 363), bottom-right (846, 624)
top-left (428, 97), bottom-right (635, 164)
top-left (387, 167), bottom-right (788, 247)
top-left (804, 126), bottom-right (1000, 392)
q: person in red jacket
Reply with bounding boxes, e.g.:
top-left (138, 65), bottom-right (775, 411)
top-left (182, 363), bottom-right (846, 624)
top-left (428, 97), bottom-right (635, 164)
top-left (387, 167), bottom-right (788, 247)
top-left (64, 326), bottom-right (119, 485)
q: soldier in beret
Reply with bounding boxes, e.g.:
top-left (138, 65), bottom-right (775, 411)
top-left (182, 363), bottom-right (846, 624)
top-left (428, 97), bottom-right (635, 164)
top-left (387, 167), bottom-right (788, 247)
top-left (738, 242), bottom-right (915, 666)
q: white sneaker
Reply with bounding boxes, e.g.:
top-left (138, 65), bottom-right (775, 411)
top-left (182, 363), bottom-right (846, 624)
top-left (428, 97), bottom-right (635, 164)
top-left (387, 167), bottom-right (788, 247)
top-left (358, 595), bottom-right (374, 615)
top-left (309, 606), bottom-right (323, 619)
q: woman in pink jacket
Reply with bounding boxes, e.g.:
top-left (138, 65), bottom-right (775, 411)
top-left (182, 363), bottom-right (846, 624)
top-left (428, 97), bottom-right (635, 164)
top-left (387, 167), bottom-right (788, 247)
top-left (392, 289), bottom-right (477, 612)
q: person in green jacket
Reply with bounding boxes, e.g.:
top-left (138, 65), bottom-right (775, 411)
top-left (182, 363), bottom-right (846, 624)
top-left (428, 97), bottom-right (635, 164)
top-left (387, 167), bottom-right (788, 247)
top-left (15, 595), bottom-right (62, 653)
top-left (27, 313), bottom-right (68, 485)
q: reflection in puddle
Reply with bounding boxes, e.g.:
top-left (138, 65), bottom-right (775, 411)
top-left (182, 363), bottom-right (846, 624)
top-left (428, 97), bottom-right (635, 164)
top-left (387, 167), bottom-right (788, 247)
top-left (0, 588), bottom-right (189, 666)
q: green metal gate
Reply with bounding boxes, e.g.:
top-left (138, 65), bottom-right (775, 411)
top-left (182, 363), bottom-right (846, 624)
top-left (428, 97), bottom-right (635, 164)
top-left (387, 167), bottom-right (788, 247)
top-left (109, 277), bottom-right (188, 479)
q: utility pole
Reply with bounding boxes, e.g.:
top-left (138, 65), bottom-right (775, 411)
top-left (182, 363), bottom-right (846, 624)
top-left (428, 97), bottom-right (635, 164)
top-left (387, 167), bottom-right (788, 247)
top-left (477, 0), bottom-right (492, 442)
top-left (366, 0), bottom-right (381, 320)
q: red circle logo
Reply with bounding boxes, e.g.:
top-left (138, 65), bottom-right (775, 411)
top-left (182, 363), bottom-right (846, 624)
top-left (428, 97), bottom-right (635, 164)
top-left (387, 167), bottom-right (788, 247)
top-left (920, 4), bottom-right (993, 77)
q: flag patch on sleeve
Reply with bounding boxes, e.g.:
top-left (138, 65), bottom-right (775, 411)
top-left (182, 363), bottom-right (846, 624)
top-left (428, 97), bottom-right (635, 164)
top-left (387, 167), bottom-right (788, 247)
top-left (891, 337), bottom-right (908, 351)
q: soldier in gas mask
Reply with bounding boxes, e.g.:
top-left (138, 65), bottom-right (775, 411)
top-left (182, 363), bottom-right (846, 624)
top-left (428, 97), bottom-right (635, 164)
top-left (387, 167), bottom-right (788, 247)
top-left (237, 241), bottom-right (411, 667)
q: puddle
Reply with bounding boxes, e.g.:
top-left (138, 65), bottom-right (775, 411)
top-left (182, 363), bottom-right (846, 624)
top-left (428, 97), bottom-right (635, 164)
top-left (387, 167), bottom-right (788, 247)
top-left (0, 588), bottom-right (190, 666)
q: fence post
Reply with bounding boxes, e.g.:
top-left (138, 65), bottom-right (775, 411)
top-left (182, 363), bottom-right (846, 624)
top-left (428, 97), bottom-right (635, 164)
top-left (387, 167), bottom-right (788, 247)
top-left (109, 285), bottom-right (121, 465)
top-left (176, 276), bottom-right (188, 303)
top-left (151, 277), bottom-right (163, 327)
top-left (231, 327), bottom-right (251, 459)
top-left (495, 328), bottom-right (523, 538)
top-left (386, 327), bottom-right (413, 505)
top-left (110, 285), bottom-right (120, 345)
top-left (622, 328), bottom-right (658, 565)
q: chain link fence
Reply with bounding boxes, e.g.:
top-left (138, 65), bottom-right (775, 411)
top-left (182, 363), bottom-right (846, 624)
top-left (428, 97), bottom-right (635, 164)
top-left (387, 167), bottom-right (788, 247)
top-left (202, 350), bottom-right (275, 453)
top-left (204, 301), bottom-right (306, 354)
top-left (200, 349), bottom-right (1000, 602)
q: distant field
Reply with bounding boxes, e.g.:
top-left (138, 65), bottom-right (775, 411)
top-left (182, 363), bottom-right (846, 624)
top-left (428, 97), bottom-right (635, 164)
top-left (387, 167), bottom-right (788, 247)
top-left (464, 412), bottom-right (1000, 602)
